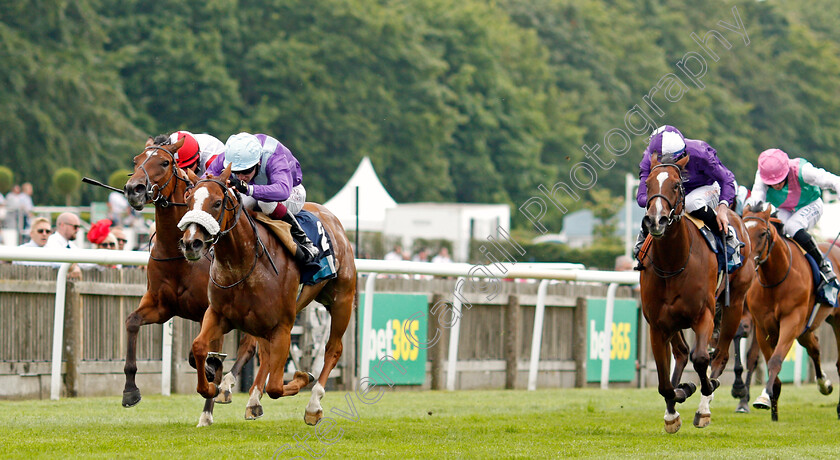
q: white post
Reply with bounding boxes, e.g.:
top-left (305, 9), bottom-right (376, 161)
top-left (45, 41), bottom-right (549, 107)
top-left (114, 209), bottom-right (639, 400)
top-left (794, 344), bottom-right (803, 387)
top-left (359, 274), bottom-right (376, 390)
top-left (528, 280), bottom-right (551, 390)
top-left (161, 318), bottom-right (174, 396)
top-left (445, 277), bottom-right (465, 391)
top-left (601, 283), bottom-right (618, 390)
top-left (50, 263), bottom-right (71, 401)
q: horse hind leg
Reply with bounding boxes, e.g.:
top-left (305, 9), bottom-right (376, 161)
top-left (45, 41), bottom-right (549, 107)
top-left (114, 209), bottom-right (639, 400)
top-left (670, 332), bottom-right (689, 388)
top-left (731, 323), bottom-right (748, 400)
top-left (264, 328), bottom-right (312, 401)
top-left (798, 331), bottom-right (833, 396)
top-left (306, 290), bottom-right (353, 426)
top-left (245, 339), bottom-right (270, 420)
top-left (692, 304), bottom-right (718, 429)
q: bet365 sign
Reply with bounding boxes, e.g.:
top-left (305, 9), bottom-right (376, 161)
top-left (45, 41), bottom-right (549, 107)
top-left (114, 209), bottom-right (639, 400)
top-left (357, 293), bottom-right (427, 385)
top-left (586, 298), bottom-right (638, 382)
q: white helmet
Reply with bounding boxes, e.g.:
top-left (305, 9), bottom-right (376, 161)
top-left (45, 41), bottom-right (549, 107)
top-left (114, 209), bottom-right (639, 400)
top-left (224, 132), bottom-right (262, 171)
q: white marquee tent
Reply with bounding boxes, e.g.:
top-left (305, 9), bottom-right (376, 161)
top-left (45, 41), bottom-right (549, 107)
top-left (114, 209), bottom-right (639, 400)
top-left (323, 157), bottom-right (397, 232)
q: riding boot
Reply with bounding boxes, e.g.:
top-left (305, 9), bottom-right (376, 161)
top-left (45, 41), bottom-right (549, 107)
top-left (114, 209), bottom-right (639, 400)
top-left (279, 212), bottom-right (319, 265)
top-left (632, 226), bottom-right (649, 271)
top-left (690, 205), bottom-right (742, 267)
top-left (792, 229), bottom-right (837, 285)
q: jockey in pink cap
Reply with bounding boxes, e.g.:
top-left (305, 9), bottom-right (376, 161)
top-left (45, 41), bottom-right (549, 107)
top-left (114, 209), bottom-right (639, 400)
top-left (746, 148), bottom-right (840, 287)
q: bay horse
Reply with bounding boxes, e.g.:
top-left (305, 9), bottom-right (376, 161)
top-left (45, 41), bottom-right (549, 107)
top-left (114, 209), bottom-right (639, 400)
top-left (123, 136), bottom-right (258, 426)
top-left (639, 153), bottom-right (754, 433)
top-left (178, 165), bottom-right (356, 425)
top-left (742, 203), bottom-right (840, 421)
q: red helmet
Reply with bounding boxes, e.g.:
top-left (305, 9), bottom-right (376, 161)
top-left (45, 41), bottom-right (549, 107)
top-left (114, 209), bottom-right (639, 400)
top-left (170, 131), bottom-right (200, 169)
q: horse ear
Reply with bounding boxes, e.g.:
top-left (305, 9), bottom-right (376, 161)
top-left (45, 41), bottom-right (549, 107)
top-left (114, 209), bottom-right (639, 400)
top-left (676, 153), bottom-right (690, 169)
top-left (221, 163), bottom-right (232, 181)
top-left (185, 168), bottom-right (199, 184)
top-left (184, 187), bottom-right (192, 202)
top-left (649, 153), bottom-right (660, 168)
top-left (171, 136), bottom-right (185, 152)
top-left (145, 137), bottom-right (154, 148)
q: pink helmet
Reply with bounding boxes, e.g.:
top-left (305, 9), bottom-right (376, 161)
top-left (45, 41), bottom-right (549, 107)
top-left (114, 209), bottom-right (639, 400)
top-left (757, 148), bottom-right (790, 185)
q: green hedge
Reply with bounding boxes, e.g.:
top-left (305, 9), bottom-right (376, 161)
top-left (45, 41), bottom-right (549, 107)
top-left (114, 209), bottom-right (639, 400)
top-left (470, 240), bottom-right (624, 271)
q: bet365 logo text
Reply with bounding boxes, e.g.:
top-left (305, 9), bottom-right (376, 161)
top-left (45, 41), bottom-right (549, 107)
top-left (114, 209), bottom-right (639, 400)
top-left (590, 321), bottom-right (632, 361)
top-left (366, 319), bottom-right (420, 362)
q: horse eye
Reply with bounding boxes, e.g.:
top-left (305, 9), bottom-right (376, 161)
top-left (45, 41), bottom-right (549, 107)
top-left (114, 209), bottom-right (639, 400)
top-left (161, 160), bottom-right (170, 167)
top-left (213, 200), bottom-right (222, 208)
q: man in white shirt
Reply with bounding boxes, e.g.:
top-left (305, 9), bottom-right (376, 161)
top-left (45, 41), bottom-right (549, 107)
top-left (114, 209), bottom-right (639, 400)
top-left (45, 212), bottom-right (84, 278)
top-left (14, 217), bottom-right (53, 267)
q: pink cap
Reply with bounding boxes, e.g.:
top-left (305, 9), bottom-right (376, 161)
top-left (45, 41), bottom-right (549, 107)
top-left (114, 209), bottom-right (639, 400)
top-left (757, 149), bottom-right (790, 185)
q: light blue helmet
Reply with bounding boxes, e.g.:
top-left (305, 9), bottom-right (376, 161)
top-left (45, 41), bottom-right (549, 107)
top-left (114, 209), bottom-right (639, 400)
top-left (224, 132), bottom-right (262, 171)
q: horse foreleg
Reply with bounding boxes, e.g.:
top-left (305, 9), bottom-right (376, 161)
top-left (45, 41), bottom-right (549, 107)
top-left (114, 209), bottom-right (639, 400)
top-left (732, 329), bottom-right (746, 399)
top-left (123, 296), bottom-right (169, 408)
top-left (217, 334), bottom-right (258, 404)
top-left (691, 304), bottom-right (717, 429)
top-left (651, 326), bottom-right (685, 433)
top-left (798, 331), bottom-right (833, 395)
top-left (739, 329), bottom-right (761, 413)
top-left (245, 340), bottom-right (270, 420)
top-left (669, 331), bottom-right (689, 387)
top-left (192, 309), bottom-right (229, 426)
top-left (829, 314), bottom-right (840, 419)
top-left (758, 316), bottom-right (799, 421)
top-left (265, 326), bottom-right (310, 401)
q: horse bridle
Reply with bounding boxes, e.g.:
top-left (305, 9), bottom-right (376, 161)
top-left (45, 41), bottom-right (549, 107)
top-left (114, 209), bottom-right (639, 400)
top-left (743, 214), bottom-right (791, 288)
top-left (643, 163), bottom-right (691, 278)
top-left (645, 163), bottom-right (686, 228)
top-left (136, 145), bottom-right (192, 208)
top-left (193, 178), bottom-right (278, 289)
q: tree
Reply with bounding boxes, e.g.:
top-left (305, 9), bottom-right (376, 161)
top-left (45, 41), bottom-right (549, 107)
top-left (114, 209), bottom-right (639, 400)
top-left (53, 168), bottom-right (82, 206)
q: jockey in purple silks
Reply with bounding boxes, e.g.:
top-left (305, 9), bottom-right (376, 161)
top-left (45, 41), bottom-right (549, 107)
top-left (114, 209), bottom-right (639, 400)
top-left (205, 132), bottom-right (318, 264)
top-left (746, 148), bottom-right (840, 287)
top-left (633, 125), bottom-right (742, 270)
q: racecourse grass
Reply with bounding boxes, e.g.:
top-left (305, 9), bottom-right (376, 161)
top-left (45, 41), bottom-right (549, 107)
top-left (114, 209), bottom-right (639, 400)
top-left (2, 385), bottom-right (839, 459)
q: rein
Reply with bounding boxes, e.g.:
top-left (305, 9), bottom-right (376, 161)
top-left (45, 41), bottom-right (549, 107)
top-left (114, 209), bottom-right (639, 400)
top-left (196, 178), bottom-right (278, 289)
top-left (744, 215), bottom-right (792, 288)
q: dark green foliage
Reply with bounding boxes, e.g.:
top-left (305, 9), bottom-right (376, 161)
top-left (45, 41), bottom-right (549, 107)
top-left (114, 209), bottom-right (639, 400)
top-left (53, 167), bottom-right (82, 205)
top-left (108, 169), bottom-right (133, 191)
top-left (2, 0), bottom-right (840, 239)
top-left (0, 166), bottom-right (13, 194)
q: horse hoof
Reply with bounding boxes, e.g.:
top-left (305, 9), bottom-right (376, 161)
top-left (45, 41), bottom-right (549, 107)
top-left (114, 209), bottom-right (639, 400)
top-left (197, 411), bottom-right (213, 427)
top-left (731, 384), bottom-right (747, 399)
top-left (753, 394), bottom-right (771, 410)
top-left (679, 382), bottom-right (697, 397)
top-left (304, 409), bottom-right (323, 426)
top-left (215, 390), bottom-right (232, 404)
top-left (122, 389), bottom-right (142, 408)
top-left (735, 403), bottom-right (750, 414)
top-left (245, 405), bottom-right (264, 420)
top-left (818, 378), bottom-right (833, 396)
top-left (710, 379), bottom-right (720, 392)
top-left (693, 412), bottom-right (711, 428)
top-left (664, 416), bottom-right (681, 434)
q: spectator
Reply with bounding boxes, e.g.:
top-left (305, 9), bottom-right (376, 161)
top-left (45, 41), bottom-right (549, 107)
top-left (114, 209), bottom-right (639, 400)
top-left (19, 183), bottom-right (34, 230)
top-left (614, 255), bottom-right (634, 272)
top-left (431, 247), bottom-right (452, 264)
top-left (88, 219), bottom-right (119, 270)
top-left (110, 226), bottom-right (129, 251)
top-left (5, 184), bottom-right (23, 230)
top-left (412, 248), bottom-right (429, 262)
top-left (384, 245), bottom-right (406, 261)
top-left (13, 217), bottom-right (53, 267)
top-left (108, 190), bottom-right (131, 227)
top-left (45, 212), bottom-right (84, 279)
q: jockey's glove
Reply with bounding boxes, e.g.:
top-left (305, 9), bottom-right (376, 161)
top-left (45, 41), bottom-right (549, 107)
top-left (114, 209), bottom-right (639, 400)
top-left (229, 177), bottom-right (252, 196)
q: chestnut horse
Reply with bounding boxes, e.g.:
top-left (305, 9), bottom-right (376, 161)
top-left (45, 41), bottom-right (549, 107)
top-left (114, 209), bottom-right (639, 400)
top-left (178, 165), bottom-right (356, 425)
top-left (742, 203), bottom-right (840, 420)
top-left (124, 136), bottom-right (258, 426)
top-left (639, 153), bottom-right (754, 433)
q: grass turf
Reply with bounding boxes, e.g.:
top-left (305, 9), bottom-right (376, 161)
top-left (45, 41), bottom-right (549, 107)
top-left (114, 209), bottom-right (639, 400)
top-left (1, 385), bottom-right (839, 459)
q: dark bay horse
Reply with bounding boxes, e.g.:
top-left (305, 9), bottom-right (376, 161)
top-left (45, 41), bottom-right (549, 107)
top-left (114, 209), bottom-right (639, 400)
top-left (742, 203), bottom-right (840, 420)
top-left (123, 136), bottom-right (258, 426)
top-left (729, 307), bottom-right (762, 413)
top-left (639, 153), bottom-right (754, 433)
top-left (178, 165), bottom-right (356, 425)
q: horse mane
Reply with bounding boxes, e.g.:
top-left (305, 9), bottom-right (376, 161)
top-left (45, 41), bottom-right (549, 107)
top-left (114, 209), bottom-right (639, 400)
top-left (152, 134), bottom-right (172, 146)
top-left (747, 202), bottom-right (765, 213)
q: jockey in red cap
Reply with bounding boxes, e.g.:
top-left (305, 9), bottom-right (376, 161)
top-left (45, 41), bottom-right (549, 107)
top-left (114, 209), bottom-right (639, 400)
top-left (168, 131), bottom-right (225, 177)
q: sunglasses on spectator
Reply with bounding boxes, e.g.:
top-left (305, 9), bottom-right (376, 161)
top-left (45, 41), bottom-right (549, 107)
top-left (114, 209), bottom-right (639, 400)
top-left (117, 239), bottom-right (128, 244)
top-left (35, 228), bottom-right (52, 234)
top-left (99, 242), bottom-right (116, 248)
top-left (63, 223), bottom-right (81, 230)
